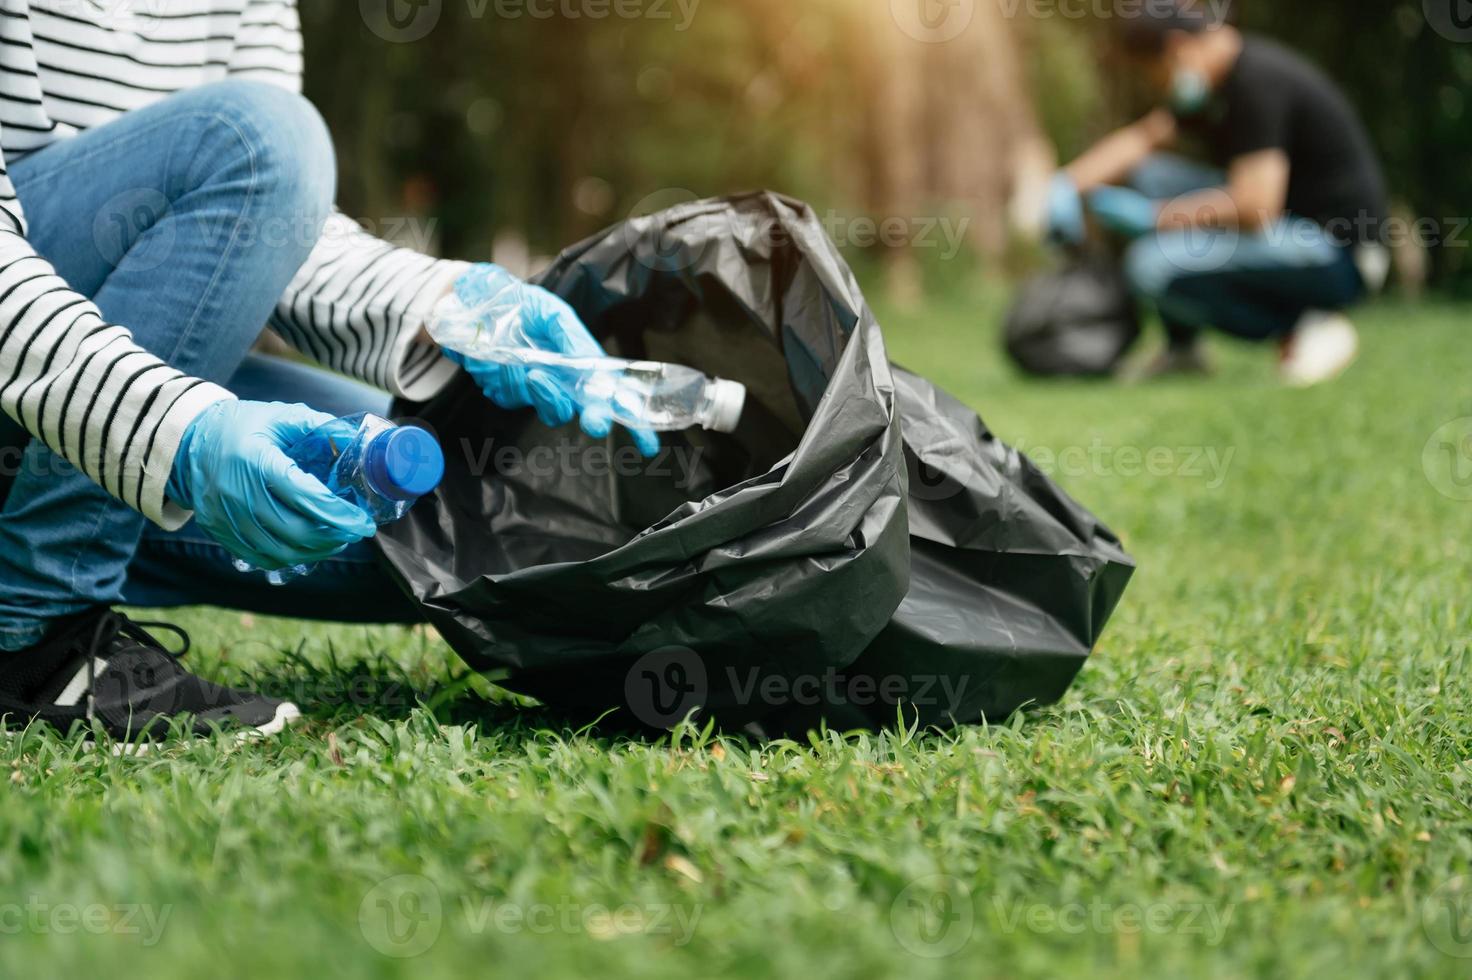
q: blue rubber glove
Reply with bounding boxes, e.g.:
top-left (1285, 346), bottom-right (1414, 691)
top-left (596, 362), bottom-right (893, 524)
top-left (1087, 186), bottom-right (1161, 239)
top-left (1046, 173), bottom-right (1086, 245)
top-left (441, 264), bottom-right (660, 458)
top-left (167, 401), bottom-right (377, 571)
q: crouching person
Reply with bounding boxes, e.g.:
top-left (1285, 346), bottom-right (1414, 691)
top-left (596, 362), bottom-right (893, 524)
top-left (0, 2), bottom-right (655, 748)
top-left (1044, 1), bottom-right (1389, 385)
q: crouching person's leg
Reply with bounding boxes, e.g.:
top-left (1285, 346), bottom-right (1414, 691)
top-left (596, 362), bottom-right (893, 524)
top-left (0, 81), bottom-right (336, 741)
top-left (1121, 227), bottom-right (1231, 375)
top-left (1125, 219), bottom-right (1365, 382)
top-left (1124, 156), bottom-right (1227, 360)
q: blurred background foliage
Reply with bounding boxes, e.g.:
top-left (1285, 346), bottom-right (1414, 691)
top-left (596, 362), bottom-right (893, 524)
top-left (301, 0), bottom-right (1472, 293)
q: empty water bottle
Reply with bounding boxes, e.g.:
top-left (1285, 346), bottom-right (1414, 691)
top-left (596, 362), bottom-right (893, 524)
top-left (233, 413), bottom-right (445, 585)
top-left (430, 280), bottom-right (746, 435)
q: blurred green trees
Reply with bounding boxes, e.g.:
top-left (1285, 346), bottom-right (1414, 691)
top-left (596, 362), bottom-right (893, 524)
top-left (302, 1), bottom-right (868, 262)
top-left (302, 0), bottom-right (1472, 290)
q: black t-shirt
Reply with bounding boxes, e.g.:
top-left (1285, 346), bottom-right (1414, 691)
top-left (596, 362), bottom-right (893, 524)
top-left (1174, 37), bottom-right (1388, 244)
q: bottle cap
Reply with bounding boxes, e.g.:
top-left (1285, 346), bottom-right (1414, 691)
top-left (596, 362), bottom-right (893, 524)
top-left (706, 379), bottom-right (747, 434)
top-left (365, 426), bottom-right (445, 502)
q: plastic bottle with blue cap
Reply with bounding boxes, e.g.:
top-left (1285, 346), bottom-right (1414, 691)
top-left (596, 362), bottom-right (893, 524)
top-left (232, 412), bottom-right (445, 585)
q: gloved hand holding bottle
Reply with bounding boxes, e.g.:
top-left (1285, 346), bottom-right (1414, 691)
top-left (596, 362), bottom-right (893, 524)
top-left (1046, 172), bottom-right (1087, 246)
top-left (433, 263), bottom-right (661, 458)
top-left (167, 401), bottom-right (377, 571)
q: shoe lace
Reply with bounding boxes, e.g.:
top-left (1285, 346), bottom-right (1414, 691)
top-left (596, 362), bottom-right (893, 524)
top-left (82, 611), bottom-right (192, 724)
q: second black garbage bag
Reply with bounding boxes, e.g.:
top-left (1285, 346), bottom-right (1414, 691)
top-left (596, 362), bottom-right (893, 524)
top-left (379, 192), bottom-right (1134, 734)
top-left (1004, 253), bottom-right (1142, 377)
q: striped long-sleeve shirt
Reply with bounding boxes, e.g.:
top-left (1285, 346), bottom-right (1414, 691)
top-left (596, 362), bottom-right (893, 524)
top-left (0, 0), bottom-right (466, 529)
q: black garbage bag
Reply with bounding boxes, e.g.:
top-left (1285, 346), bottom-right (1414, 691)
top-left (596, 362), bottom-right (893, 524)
top-left (1004, 256), bottom-right (1141, 377)
top-left (758, 368), bottom-right (1134, 734)
top-left (379, 192), bottom-right (1134, 734)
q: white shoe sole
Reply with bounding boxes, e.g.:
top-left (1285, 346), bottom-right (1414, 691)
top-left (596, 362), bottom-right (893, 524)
top-left (1282, 344), bottom-right (1359, 387)
top-left (1281, 315), bottom-right (1360, 387)
top-left (107, 701), bottom-right (303, 756)
top-left (244, 700), bottom-right (302, 739)
top-left (2, 700), bottom-right (305, 757)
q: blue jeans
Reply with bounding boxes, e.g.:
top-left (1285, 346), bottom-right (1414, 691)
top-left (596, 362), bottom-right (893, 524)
top-left (0, 81), bottom-right (420, 650)
top-left (1123, 155), bottom-right (1365, 345)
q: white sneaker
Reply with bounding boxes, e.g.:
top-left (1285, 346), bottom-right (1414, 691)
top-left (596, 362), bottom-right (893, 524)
top-left (1279, 311), bottom-right (1359, 387)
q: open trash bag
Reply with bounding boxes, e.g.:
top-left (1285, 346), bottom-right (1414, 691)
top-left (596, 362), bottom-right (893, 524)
top-left (1004, 255), bottom-right (1141, 377)
top-left (379, 193), bottom-right (1134, 734)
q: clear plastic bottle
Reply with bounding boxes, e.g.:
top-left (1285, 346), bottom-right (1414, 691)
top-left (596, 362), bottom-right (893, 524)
top-left (233, 413), bottom-right (445, 585)
top-left (430, 288), bottom-right (746, 434)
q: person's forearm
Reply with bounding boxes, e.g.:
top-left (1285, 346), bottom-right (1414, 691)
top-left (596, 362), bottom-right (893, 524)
top-left (1064, 111), bottom-right (1176, 192)
top-left (1157, 149), bottom-right (1289, 233)
top-left (1156, 187), bottom-right (1281, 233)
top-left (1065, 131), bottom-right (1152, 192)
top-left (269, 211), bottom-right (468, 402)
top-left (0, 222), bottom-right (232, 529)
top-left (417, 278), bottom-right (459, 345)
top-left (1157, 188), bottom-right (1241, 231)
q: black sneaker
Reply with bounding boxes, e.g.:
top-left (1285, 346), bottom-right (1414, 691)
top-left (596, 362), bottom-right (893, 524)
top-left (1120, 342), bottom-right (1215, 382)
top-left (0, 608), bottom-right (300, 748)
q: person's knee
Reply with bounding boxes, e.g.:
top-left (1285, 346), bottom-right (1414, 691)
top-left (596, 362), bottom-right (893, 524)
top-left (181, 80), bottom-right (336, 244)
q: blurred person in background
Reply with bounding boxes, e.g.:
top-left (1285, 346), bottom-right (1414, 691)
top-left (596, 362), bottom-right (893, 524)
top-left (1044, 0), bottom-right (1389, 385)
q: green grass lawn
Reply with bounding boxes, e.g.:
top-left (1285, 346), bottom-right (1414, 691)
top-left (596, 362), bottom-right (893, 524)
top-left (4, 294), bottom-right (1471, 979)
